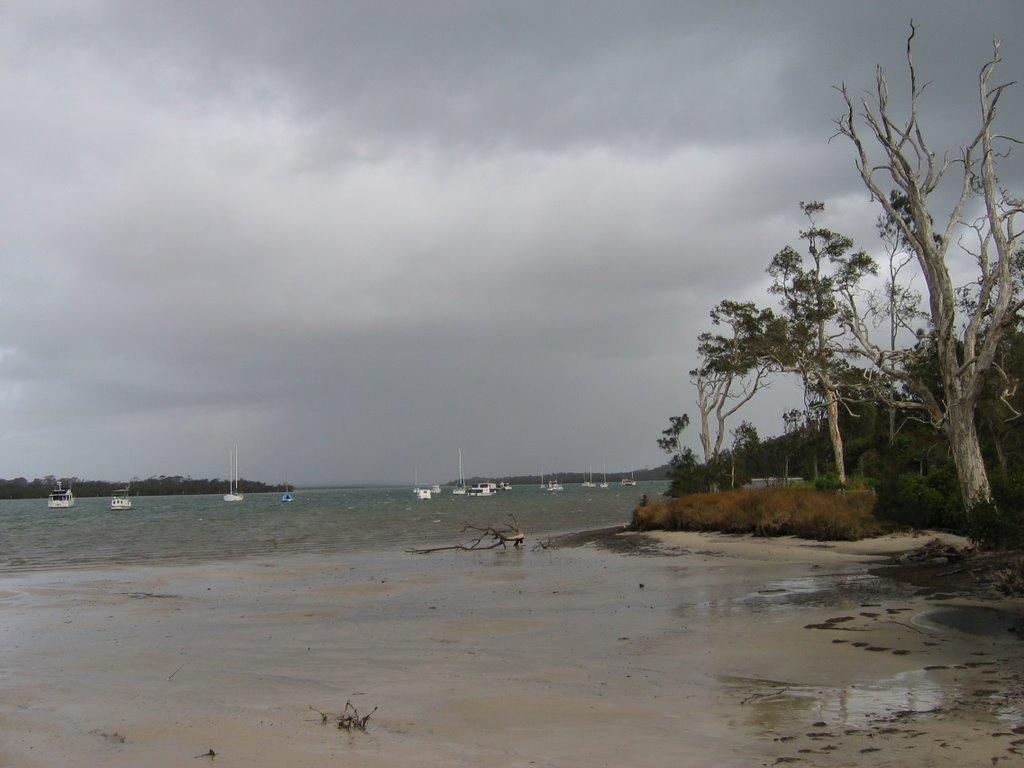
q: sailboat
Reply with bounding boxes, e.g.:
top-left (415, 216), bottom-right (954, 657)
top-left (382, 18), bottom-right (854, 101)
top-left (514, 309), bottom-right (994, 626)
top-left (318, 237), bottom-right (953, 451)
top-left (280, 468), bottom-right (292, 505)
top-left (452, 449), bottom-right (467, 495)
top-left (223, 447), bottom-right (244, 502)
top-left (599, 464), bottom-right (609, 488)
top-left (621, 464), bottom-right (636, 486)
top-left (582, 465), bottom-right (596, 488)
top-left (413, 468), bottom-right (432, 500)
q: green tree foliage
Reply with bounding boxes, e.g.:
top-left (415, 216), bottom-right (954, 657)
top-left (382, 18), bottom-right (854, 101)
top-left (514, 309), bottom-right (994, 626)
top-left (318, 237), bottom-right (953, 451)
top-left (657, 415), bottom-right (691, 461)
top-left (691, 300), bottom-right (777, 468)
top-left (765, 201), bottom-right (878, 487)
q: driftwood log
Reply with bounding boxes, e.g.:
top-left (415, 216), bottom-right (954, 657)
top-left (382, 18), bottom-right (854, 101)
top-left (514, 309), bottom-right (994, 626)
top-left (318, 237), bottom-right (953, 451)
top-left (408, 514), bottom-right (525, 554)
top-left (892, 537), bottom-right (974, 565)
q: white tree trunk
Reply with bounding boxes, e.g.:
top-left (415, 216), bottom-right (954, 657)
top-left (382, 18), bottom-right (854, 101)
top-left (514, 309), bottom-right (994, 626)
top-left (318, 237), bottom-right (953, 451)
top-left (947, 398), bottom-right (991, 508)
top-left (825, 392), bottom-right (846, 486)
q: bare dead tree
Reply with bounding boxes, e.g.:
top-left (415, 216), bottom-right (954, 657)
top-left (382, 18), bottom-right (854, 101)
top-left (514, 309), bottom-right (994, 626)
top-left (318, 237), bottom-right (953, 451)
top-left (835, 23), bottom-right (1022, 508)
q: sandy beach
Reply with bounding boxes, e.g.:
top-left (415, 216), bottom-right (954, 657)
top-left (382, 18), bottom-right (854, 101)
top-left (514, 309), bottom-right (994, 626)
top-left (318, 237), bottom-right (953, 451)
top-left (2, 528), bottom-right (1023, 767)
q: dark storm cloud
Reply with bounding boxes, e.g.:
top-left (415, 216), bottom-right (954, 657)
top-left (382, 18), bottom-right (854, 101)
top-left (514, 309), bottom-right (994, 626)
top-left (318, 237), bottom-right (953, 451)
top-left (0, 1), bottom-right (1020, 484)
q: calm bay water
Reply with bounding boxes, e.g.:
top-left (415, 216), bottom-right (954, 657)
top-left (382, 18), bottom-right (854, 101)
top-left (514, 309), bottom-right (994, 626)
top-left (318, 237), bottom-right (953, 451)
top-left (0, 483), bottom-right (656, 573)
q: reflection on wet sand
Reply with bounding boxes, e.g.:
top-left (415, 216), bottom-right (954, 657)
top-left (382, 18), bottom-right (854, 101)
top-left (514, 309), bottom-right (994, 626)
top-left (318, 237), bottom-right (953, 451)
top-left (1, 531), bottom-right (1022, 767)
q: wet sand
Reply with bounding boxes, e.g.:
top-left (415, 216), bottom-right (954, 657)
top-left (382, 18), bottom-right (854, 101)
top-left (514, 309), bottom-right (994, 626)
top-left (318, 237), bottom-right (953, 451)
top-left (1, 529), bottom-right (1023, 767)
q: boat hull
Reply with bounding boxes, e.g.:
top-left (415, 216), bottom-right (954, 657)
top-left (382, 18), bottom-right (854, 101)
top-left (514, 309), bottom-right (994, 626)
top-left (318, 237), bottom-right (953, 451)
top-left (47, 483), bottom-right (75, 508)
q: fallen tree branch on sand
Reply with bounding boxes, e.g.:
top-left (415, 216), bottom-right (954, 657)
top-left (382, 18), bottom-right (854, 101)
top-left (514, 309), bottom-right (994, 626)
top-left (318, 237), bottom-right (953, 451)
top-left (310, 701), bottom-right (377, 732)
top-left (891, 537), bottom-right (974, 565)
top-left (408, 514), bottom-right (525, 554)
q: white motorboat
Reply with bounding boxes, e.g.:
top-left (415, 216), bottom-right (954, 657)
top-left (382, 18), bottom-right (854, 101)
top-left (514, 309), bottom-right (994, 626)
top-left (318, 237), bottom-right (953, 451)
top-left (110, 486), bottom-right (133, 510)
top-left (546, 479), bottom-right (564, 492)
top-left (468, 482), bottom-right (497, 496)
top-left (47, 481), bottom-right (75, 509)
top-left (413, 468), bottom-right (432, 499)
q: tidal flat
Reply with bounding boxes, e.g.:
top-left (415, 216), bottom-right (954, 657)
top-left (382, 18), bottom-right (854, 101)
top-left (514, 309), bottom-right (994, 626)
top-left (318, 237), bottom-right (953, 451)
top-left (1, 530), bottom-right (1022, 767)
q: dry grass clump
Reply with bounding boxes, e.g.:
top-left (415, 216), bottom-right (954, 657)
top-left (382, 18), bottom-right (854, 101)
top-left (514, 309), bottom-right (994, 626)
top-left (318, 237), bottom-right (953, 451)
top-left (632, 487), bottom-right (886, 541)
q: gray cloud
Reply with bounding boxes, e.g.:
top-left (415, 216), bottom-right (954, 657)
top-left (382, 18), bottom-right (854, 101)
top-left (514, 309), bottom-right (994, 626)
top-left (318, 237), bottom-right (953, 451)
top-left (0, 1), bottom-right (1021, 485)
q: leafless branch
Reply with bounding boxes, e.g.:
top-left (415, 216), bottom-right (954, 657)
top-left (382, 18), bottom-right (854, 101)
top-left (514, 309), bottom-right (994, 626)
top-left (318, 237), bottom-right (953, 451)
top-left (408, 514), bottom-right (525, 554)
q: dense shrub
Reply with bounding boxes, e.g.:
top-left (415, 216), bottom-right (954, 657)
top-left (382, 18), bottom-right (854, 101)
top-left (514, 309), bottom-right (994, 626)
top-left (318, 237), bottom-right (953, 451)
top-left (991, 471), bottom-right (1024, 513)
top-left (872, 470), bottom-right (962, 530)
top-left (813, 473), bottom-right (844, 492)
top-left (632, 487), bottom-right (886, 541)
top-left (959, 472), bottom-right (1024, 549)
top-left (962, 499), bottom-right (1024, 550)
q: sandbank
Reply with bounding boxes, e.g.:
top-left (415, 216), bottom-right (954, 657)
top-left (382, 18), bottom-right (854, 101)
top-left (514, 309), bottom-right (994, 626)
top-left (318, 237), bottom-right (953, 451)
top-left (1, 529), bottom-right (1022, 767)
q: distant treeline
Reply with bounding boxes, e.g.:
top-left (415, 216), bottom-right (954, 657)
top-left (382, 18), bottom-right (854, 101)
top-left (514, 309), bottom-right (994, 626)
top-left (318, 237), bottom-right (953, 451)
top-left (0, 475), bottom-right (280, 499)
top-left (476, 466), bottom-right (670, 487)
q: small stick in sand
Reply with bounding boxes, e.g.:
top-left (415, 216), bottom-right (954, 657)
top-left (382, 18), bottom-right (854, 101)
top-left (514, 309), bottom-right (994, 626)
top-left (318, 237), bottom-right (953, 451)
top-left (167, 664), bottom-right (185, 680)
top-left (310, 702), bottom-right (377, 731)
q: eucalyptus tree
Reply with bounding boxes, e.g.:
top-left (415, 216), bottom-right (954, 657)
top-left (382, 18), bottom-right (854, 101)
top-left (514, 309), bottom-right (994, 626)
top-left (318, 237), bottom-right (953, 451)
top-left (836, 24), bottom-right (1023, 509)
top-left (658, 414), bottom-right (704, 496)
top-left (658, 414), bottom-right (691, 463)
top-left (690, 300), bottom-right (777, 471)
top-left (766, 202), bottom-right (877, 487)
top-left (728, 421), bottom-right (760, 489)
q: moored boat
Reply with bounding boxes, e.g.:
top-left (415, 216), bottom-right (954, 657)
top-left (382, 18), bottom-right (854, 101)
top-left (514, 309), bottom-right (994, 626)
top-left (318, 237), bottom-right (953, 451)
top-left (452, 450), bottom-right (468, 495)
top-left (110, 486), bottom-right (133, 510)
top-left (224, 447), bottom-right (244, 502)
top-left (47, 481), bottom-right (75, 509)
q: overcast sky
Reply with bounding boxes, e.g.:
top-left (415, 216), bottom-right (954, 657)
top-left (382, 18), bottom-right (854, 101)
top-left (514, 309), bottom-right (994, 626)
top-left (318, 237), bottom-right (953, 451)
top-left (1, 2), bottom-right (1021, 487)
